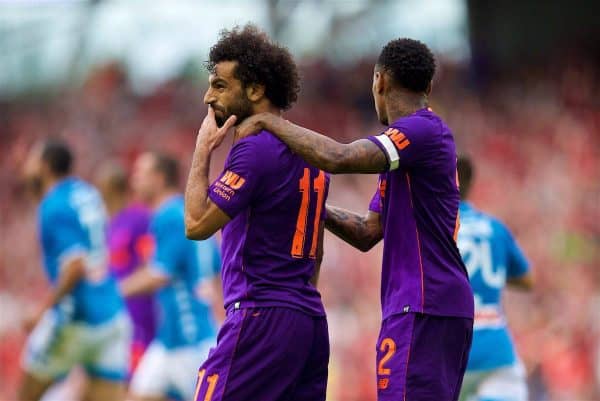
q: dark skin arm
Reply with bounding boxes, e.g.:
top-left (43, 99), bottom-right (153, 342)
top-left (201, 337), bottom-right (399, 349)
top-left (184, 107), bottom-right (236, 240)
top-left (507, 272), bottom-right (533, 290)
top-left (235, 113), bottom-right (388, 174)
top-left (310, 221), bottom-right (326, 287)
top-left (120, 267), bottom-right (169, 297)
top-left (325, 205), bottom-right (383, 252)
top-left (23, 256), bottom-right (86, 332)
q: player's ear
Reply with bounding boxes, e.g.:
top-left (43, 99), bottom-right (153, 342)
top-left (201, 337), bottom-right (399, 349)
top-left (246, 83), bottom-right (265, 103)
top-left (425, 81), bottom-right (432, 96)
top-left (373, 71), bottom-right (385, 95)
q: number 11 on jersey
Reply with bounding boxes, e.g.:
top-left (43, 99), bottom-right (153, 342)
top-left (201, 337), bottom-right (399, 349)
top-left (291, 168), bottom-right (325, 259)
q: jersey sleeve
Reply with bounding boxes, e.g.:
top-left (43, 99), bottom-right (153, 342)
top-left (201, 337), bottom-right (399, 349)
top-left (368, 176), bottom-right (385, 214)
top-left (367, 123), bottom-right (437, 171)
top-left (368, 188), bottom-right (382, 214)
top-left (43, 207), bottom-right (89, 268)
top-left (148, 215), bottom-right (182, 278)
top-left (208, 138), bottom-right (263, 219)
top-left (502, 225), bottom-right (530, 278)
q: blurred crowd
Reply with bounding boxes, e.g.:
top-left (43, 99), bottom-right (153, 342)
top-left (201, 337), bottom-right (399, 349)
top-left (0, 56), bottom-right (598, 401)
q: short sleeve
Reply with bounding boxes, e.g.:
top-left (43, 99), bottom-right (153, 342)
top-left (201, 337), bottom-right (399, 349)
top-left (368, 188), bottom-right (382, 214)
top-left (367, 123), bottom-right (437, 171)
top-left (208, 139), bottom-right (263, 219)
top-left (503, 225), bottom-right (530, 278)
top-left (43, 208), bottom-right (89, 265)
top-left (149, 216), bottom-right (182, 278)
top-left (196, 236), bottom-right (222, 278)
top-left (368, 175), bottom-right (385, 214)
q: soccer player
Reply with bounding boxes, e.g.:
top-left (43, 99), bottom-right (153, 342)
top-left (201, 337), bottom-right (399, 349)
top-left (19, 140), bottom-right (131, 401)
top-left (95, 162), bottom-right (155, 375)
top-left (456, 156), bottom-right (532, 401)
top-left (121, 152), bottom-right (222, 401)
top-left (236, 38), bottom-right (474, 400)
top-left (184, 25), bottom-right (329, 401)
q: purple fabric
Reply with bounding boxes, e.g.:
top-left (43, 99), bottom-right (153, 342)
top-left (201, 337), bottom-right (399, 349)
top-left (107, 204), bottom-right (155, 348)
top-left (194, 307), bottom-right (329, 401)
top-left (208, 131), bottom-right (329, 316)
top-left (366, 108), bottom-right (474, 320)
top-left (376, 313), bottom-right (472, 401)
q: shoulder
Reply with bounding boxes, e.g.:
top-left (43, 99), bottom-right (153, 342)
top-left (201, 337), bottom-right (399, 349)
top-left (127, 204), bottom-right (152, 223)
top-left (228, 130), bottom-right (283, 171)
top-left (488, 216), bottom-right (514, 243)
top-left (389, 110), bottom-right (449, 145)
top-left (232, 130), bottom-right (280, 154)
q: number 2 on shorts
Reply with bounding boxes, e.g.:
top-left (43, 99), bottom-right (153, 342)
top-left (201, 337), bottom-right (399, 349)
top-left (193, 369), bottom-right (219, 401)
top-left (378, 338), bottom-right (396, 375)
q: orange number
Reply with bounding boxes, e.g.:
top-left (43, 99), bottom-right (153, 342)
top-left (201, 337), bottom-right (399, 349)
top-left (205, 374), bottom-right (219, 401)
top-left (309, 171), bottom-right (325, 258)
top-left (291, 168), bottom-right (311, 257)
top-left (291, 169), bottom-right (326, 258)
top-left (192, 369), bottom-right (219, 401)
top-left (378, 338), bottom-right (396, 376)
top-left (192, 369), bottom-right (206, 401)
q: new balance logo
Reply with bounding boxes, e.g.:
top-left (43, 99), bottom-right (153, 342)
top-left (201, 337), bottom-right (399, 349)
top-left (385, 128), bottom-right (410, 150)
top-left (219, 171), bottom-right (246, 190)
top-left (378, 378), bottom-right (389, 390)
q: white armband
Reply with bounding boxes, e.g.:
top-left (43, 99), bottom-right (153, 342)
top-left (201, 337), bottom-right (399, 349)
top-left (373, 134), bottom-right (400, 171)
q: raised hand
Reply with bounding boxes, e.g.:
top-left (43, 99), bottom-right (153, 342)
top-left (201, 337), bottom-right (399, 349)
top-left (234, 112), bottom-right (273, 141)
top-left (197, 106), bottom-right (237, 151)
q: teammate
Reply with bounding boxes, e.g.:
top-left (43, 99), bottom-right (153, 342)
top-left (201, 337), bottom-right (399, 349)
top-left (456, 156), bottom-right (533, 401)
top-left (19, 140), bottom-right (131, 401)
top-left (235, 38), bottom-right (474, 400)
top-left (121, 152), bottom-right (222, 401)
top-left (184, 25), bottom-right (330, 401)
top-left (95, 162), bottom-right (155, 375)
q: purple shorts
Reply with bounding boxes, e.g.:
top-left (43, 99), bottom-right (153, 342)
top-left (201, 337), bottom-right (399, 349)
top-left (376, 313), bottom-right (473, 401)
top-left (193, 306), bottom-right (329, 401)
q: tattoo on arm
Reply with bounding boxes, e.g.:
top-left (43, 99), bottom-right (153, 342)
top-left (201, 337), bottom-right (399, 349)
top-left (265, 117), bottom-right (388, 174)
top-left (325, 205), bottom-right (383, 252)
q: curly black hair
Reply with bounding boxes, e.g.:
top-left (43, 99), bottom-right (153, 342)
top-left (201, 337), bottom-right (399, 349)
top-left (42, 139), bottom-right (73, 176)
top-left (377, 38), bottom-right (435, 93)
top-left (207, 24), bottom-right (300, 110)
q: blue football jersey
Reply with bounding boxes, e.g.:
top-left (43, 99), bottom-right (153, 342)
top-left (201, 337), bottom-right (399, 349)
top-left (457, 202), bottom-right (530, 371)
top-left (149, 195), bottom-right (221, 349)
top-left (38, 177), bottom-right (124, 324)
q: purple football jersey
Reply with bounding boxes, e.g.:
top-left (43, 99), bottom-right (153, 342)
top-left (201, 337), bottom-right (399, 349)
top-left (367, 108), bottom-right (474, 319)
top-left (107, 204), bottom-right (156, 348)
top-left (208, 130), bottom-right (329, 316)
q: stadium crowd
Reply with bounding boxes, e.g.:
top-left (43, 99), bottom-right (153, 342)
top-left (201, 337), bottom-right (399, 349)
top-left (0, 56), bottom-right (598, 401)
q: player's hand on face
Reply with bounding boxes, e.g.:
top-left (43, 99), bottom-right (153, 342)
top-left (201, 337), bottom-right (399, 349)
top-left (234, 113), bottom-right (269, 141)
top-left (197, 106), bottom-right (237, 150)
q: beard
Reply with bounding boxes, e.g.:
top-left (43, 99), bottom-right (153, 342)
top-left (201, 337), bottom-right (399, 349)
top-left (214, 94), bottom-right (253, 127)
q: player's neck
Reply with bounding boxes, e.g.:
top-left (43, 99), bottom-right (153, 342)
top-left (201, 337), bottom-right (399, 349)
top-left (385, 91), bottom-right (428, 123)
top-left (41, 174), bottom-right (66, 197)
top-left (106, 195), bottom-right (127, 217)
top-left (252, 102), bottom-right (281, 117)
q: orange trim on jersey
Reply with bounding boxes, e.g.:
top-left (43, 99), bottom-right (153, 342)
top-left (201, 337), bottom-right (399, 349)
top-left (406, 173), bottom-right (424, 310)
top-left (453, 210), bottom-right (460, 242)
